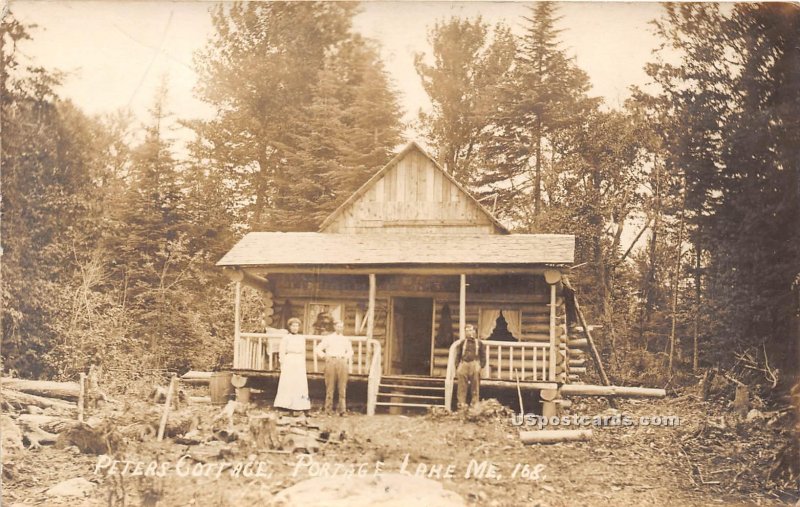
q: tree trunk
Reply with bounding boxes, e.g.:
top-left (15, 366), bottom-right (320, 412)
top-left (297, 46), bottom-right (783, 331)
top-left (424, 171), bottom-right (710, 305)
top-left (669, 181), bottom-right (687, 373)
top-left (639, 154), bottom-right (662, 349)
top-left (693, 243), bottom-right (702, 372)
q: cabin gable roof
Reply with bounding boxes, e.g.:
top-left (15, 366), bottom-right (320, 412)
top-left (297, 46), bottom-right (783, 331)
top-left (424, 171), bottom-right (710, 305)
top-left (217, 232), bottom-right (574, 268)
top-left (318, 142), bottom-right (509, 234)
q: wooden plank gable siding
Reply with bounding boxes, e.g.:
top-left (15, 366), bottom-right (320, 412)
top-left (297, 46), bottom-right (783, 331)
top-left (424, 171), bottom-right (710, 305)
top-left (322, 147), bottom-right (502, 235)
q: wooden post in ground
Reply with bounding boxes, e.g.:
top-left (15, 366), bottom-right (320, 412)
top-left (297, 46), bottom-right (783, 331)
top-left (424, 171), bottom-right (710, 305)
top-left (574, 299), bottom-right (617, 409)
top-left (157, 374), bottom-right (178, 441)
top-left (77, 373), bottom-right (85, 422)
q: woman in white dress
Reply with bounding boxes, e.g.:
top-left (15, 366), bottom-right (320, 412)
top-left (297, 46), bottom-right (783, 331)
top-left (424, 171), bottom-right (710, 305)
top-left (273, 318), bottom-right (311, 411)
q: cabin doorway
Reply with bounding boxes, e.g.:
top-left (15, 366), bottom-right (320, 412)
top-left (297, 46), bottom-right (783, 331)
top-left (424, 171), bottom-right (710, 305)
top-left (390, 297), bottom-right (433, 375)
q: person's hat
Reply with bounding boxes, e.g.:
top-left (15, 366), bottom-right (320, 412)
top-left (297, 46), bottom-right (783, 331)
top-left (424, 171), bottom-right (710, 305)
top-left (287, 317), bottom-right (301, 326)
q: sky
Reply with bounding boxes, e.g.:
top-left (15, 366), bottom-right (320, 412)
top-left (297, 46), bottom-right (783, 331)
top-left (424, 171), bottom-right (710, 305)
top-left (9, 1), bottom-right (667, 146)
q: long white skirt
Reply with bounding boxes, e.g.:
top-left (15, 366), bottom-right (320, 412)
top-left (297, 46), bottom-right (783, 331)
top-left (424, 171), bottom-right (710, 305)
top-left (273, 353), bottom-right (311, 410)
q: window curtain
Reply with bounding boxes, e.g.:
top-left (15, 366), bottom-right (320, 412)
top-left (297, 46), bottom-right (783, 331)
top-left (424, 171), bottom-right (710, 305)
top-left (503, 310), bottom-right (522, 340)
top-left (479, 309), bottom-right (501, 339)
top-left (479, 309), bottom-right (522, 340)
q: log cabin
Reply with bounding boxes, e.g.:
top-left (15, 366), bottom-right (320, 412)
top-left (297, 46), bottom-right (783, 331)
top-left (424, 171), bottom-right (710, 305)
top-left (217, 142), bottom-right (581, 414)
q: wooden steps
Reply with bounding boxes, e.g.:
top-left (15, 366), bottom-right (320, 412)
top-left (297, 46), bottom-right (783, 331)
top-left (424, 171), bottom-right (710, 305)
top-left (375, 375), bottom-right (446, 413)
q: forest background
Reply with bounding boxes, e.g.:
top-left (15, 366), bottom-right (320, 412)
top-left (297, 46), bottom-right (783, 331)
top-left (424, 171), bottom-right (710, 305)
top-left (2, 3), bottom-right (798, 401)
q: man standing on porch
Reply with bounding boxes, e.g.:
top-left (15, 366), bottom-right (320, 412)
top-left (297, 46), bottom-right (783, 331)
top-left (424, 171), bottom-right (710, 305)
top-left (315, 320), bottom-right (353, 415)
top-left (455, 324), bottom-right (486, 410)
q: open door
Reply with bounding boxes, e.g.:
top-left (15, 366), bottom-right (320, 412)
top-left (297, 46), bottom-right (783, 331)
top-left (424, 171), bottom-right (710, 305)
top-left (390, 297), bottom-right (433, 375)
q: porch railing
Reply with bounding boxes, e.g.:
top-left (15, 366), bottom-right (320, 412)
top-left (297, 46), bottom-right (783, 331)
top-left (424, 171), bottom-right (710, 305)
top-left (444, 339), bottom-right (552, 411)
top-left (235, 333), bottom-right (374, 375)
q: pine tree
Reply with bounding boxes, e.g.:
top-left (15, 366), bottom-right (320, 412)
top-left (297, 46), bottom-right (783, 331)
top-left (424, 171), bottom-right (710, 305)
top-left (481, 2), bottom-right (599, 228)
top-left (193, 3), bottom-right (401, 232)
top-left (414, 17), bottom-right (515, 185)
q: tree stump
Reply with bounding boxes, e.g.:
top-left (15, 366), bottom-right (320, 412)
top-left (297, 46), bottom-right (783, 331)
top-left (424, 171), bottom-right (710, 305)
top-left (732, 384), bottom-right (750, 418)
top-left (248, 413), bottom-right (280, 449)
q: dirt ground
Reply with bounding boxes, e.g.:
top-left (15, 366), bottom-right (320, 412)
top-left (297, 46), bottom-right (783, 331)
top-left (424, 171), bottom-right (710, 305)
top-left (3, 392), bottom-right (797, 506)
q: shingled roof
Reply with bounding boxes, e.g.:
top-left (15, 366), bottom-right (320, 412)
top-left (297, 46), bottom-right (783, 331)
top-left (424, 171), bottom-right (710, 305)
top-left (216, 232), bottom-right (574, 268)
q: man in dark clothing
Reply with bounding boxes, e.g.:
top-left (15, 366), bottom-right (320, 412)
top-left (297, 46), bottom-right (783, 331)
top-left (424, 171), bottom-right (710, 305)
top-left (455, 324), bottom-right (486, 409)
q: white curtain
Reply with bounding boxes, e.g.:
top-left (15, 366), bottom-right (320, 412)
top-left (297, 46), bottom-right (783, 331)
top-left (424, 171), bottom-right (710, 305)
top-left (479, 309), bottom-right (501, 339)
top-left (479, 308), bottom-right (522, 340)
top-left (503, 310), bottom-right (522, 340)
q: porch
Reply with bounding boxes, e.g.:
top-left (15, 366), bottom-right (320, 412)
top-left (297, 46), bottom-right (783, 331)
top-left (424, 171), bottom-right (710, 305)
top-left (232, 318), bottom-right (562, 414)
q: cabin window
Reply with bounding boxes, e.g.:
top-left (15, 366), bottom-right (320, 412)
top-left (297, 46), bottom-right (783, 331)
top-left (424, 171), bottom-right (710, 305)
top-left (306, 302), bottom-right (343, 334)
top-left (479, 309), bottom-right (521, 341)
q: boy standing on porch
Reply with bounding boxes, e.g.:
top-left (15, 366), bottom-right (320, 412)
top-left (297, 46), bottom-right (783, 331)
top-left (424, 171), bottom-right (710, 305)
top-left (315, 320), bottom-right (353, 415)
top-left (455, 324), bottom-right (486, 410)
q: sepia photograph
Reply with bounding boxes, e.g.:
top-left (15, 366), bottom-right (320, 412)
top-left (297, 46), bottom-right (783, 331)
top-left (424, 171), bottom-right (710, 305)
top-left (1, 1), bottom-right (798, 505)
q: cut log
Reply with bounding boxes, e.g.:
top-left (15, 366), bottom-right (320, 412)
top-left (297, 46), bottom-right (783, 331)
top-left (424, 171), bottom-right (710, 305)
top-left (560, 384), bottom-right (666, 398)
top-left (1, 379), bottom-right (80, 401)
top-left (2, 389), bottom-right (75, 412)
top-left (567, 338), bottom-right (589, 348)
top-left (520, 429), bottom-right (593, 444)
top-left (181, 371), bottom-right (212, 385)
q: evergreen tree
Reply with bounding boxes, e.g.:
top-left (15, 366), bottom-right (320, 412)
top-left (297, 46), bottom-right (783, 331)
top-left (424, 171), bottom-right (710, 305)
top-left (414, 17), bottom-right (515, 185)
top-left (481, 2), bottom-right (599, 228)
top-left (193, 2), bottom-right (402, 231)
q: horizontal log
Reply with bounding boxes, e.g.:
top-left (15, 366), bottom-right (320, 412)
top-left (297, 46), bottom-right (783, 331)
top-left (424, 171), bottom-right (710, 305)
top-left (520, 429), bottom-right (592, 444)
top-left (180, 371), bottom-right (212, 385)
top-left (568, 338), bottom-right (588, 347)
top-left (2, 389), bottom-right (75, 411)
top-left (560, 384), bottom-right (666, 398)
top-left (569, 359), bottom-right (586, 367)
top-left (568, 367), bottom-right (587, 373)
top-left (1, 379), bottom-right (80, 401)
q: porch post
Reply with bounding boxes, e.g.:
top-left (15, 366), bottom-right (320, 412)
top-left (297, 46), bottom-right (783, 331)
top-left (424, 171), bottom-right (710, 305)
top-left (548, 279), bottom-right (558, 382)
top-left (367, 274), bottom-right (376, 340)
top-left (459, 274), bottom-right (466, 340)
top-left (366, 274), bottom-right (379, 416)
top-left (234, 280), bottom-right (241, 368)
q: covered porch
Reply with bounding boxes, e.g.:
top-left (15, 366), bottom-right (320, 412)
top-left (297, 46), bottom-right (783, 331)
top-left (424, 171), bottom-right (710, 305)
top-left (217, 232), bottom-right (576, 414)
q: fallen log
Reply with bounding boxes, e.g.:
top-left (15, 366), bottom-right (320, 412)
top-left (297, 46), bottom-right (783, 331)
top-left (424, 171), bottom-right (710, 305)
top-left (181, 371), bottom-right (212, 385)
top-left (1, 379), bottom-right (80, 401)
top-left (560, 384), bottom-right (666, 398)
top-left (2, 389), bottom-right (75, 412)
top-left (520, 429), bottom-right (593, 444)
